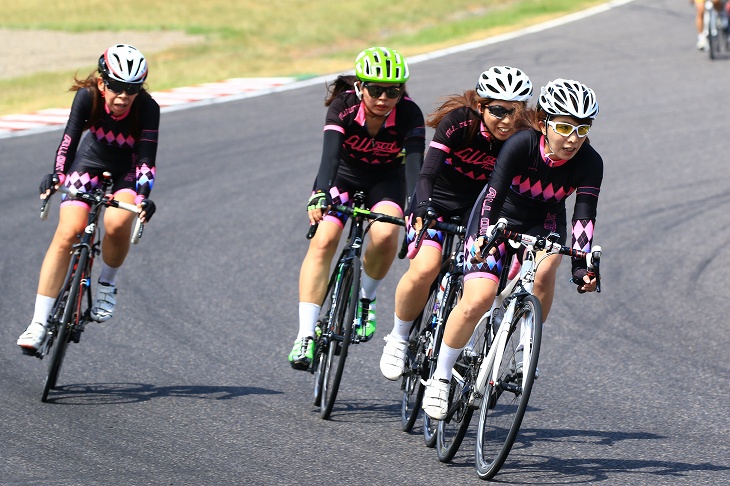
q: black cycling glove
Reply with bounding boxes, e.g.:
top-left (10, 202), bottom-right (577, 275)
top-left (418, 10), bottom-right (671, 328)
top-left (140, 198), bottom-right (156, 221)
top-left (39, 173), bottom-right (61, 195)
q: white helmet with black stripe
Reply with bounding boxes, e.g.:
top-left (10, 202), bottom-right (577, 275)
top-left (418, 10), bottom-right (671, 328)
top-left (538, 78), bottom-right (599, 119)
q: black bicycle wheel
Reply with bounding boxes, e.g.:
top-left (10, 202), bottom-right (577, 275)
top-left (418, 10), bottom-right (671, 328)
top-left (41, 249), bottom-right (87, 402)
top-left (313, 275), bottom-right (339, 407)
top-left (422, 356), bottom-right (439, 447)
top-left (312, 326), bottom-right (327, 407)
top-left (475, 294), bottom-right (542, 480)
top-left (320, 260), bottom-right (358, 419)
top-left (708, 8), bottom-right (720, 59)
top-left (423, 274), bottom-right (463, 448)
top-left (435, 278), bottom-right (479, 462)
top-left (401, 287), bottom-right (436, 432)
top-left (435, 354), bottom-right (474, 462)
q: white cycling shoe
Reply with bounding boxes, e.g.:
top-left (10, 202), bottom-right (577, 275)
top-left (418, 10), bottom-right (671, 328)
top-left (422, 378), bottom-right (450, 420)
top-left (91, 283), bottom-right (117, 322)
top-left (379, 334), bottom-right (408, 381)
top-left (17, 322), bottom-right (48, 353)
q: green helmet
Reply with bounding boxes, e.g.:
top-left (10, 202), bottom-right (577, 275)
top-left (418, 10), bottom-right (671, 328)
top-left (354, 47), bottom-right (409, 84)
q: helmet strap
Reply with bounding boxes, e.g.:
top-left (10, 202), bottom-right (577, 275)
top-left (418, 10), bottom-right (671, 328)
top-left (354, 81), bottom-right (363, 100)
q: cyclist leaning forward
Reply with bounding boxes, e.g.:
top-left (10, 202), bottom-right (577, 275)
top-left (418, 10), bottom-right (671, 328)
top-left (377, 66), bottom-right (534, 381)
top-left (421, 78), bottom-right (604, 419)
top-left (288, 47), bottom-right (426, 370)
top-left (17, 43), bottom-right (159, 354)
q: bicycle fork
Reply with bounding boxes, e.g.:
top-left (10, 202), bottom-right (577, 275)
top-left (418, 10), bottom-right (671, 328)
top-left (469, 298), bottom-right (519, 409)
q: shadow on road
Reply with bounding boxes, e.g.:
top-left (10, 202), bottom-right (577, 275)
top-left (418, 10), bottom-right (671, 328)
top-left (438, 426), bottom-right (730, 483)
top-left (42, 382), bottom-right (281, 404)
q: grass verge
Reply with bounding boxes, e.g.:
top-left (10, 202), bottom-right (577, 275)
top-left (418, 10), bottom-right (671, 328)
top-left (0, 0), bottom-right (606, 116)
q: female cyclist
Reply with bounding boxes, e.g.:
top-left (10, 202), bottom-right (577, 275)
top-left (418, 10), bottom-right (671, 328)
top-left (288, 46), bottom-right (425, 370)
top-left (422, 79), bottom-right (603, 419)
top-left (17, 43), bottom-right (159, 353)
top-left (378, 66), bottom-right (533, 381)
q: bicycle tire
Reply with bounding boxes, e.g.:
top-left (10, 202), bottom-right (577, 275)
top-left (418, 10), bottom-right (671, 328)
top-left (435, 278), bottom-right (477, 462)
top-left (423, 278), bottom-right (455, 447)
top-left (475, 294), bottom-right (542, 480)
top-left (707, 7), bottom-right (720, 59)
top-left (41, 249), bottom-right (87, 402)
top-left (313, 275), bottom-right (339, 407)
top-left (422, 357), bottom-right (439, 447)
top-left (320, 260), bottom-right (358, 419)
top-left (401, 287), bottom-right (437, 432)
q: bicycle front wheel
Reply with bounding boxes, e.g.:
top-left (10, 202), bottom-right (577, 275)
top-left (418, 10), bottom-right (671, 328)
top-left (42, 249), bottom-right (87, 402)
top-left (401, 287), bottom-right (436, 432)
top-left (707, 8), bottom-right (721, 59)
top-left (320, 260), bottom-right (358, 419)
top-left (475, 294), bottom-right (542, 480)
top-left (435, 354), bottom-right (474, 462)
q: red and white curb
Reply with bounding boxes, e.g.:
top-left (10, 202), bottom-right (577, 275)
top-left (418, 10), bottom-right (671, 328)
top-left (0, 77), bottom-right (302, 139)
top-left (0, 1), bottom-right (635, 140)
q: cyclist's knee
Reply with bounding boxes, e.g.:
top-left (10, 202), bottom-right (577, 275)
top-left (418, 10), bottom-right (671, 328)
top-left (103, 215), bottom-right (135, 240)
top-left (457, 294), bottom-right (491, 323)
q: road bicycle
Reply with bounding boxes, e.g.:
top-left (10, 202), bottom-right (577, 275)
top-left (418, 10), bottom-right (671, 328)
top-left (33, 172), bottom-right (144, 402)
top-left (704, 0), bottom-right (730, 59)
top-left (305, 191), bottom-right (405, 419)
top-left (436, 218), bottom-right (601, 479)
top-left (396, 209), bottom-right (466, 449)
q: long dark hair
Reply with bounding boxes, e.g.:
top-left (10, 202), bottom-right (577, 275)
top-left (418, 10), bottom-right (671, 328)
top-left (427, 89), bottom-right (530, 147)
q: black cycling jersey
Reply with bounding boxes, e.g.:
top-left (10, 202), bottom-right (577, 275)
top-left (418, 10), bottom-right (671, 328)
top-left (413, 106), bottom-right (504, 215)
top-left (53, 87), bottom-right (160, 199)
top-left (466, 129), bottom-right (603, 277)
top-left (315, 90), bottom-right (425, 196)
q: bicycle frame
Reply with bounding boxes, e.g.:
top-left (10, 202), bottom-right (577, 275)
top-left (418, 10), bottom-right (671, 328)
top-left (309, 190), bottom-right (405, 418)
top-left (463, 223), bottom-right (602, 409)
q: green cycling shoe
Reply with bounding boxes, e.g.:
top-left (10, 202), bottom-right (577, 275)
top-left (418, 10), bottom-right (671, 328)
top-left (288, 336), bottom-right (314, 370)
top-left (355, 298), bottom-right (376, 341)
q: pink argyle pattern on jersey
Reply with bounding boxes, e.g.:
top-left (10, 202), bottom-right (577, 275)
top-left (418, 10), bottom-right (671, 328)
top-left (573, 218), bottom-right (594, 252)
top-left (514, 176), bottom-right (572, 203)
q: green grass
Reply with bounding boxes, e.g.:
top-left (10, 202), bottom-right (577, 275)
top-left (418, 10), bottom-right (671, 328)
top-left (0, 0), bottom-right (606, 116)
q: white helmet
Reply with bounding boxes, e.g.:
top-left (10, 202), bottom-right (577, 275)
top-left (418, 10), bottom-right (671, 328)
top-left (98, 44), bottom-right (148, 84)
top-left (538, 78), bottom-right (599, 119)
top-left (475, 66), bottom-right (533, 102)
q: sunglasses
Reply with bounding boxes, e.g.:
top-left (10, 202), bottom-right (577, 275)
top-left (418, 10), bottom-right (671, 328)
top-left (362, 83), bottom-right (403, 99)
top-left (103, 78), bottom-right (142, 95)
top-left (485, 104), bottom-right (516, 119)
top-left (547, 120), bottom-right (591, 138)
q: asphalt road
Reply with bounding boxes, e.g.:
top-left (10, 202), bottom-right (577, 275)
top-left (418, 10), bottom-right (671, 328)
top-left (1, 0), bottom-right (728, 484)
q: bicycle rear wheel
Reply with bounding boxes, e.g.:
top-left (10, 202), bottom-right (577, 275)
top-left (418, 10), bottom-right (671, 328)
top-left (401, 287), bottom-right (436, 432)
top-left (319, 260), bottom-right (358, 419)
top-left (41, 249), bottom-right (87, 402)
top-left (475, 294), bottom-right (542, 480)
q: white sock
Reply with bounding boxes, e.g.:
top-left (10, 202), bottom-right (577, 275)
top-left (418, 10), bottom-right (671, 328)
top-left (359, 271), bottom-right (381, 301)
top-left (98, 262), bottom-right (120, 286)
top-left (32, 294), bottom-right (56, 327)
top-left (391, 313), bottom-right (413, 341)
top-left (433, 342), bottom-right (463, 382)
top-left (297, 302), bottom-right (321, 339)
